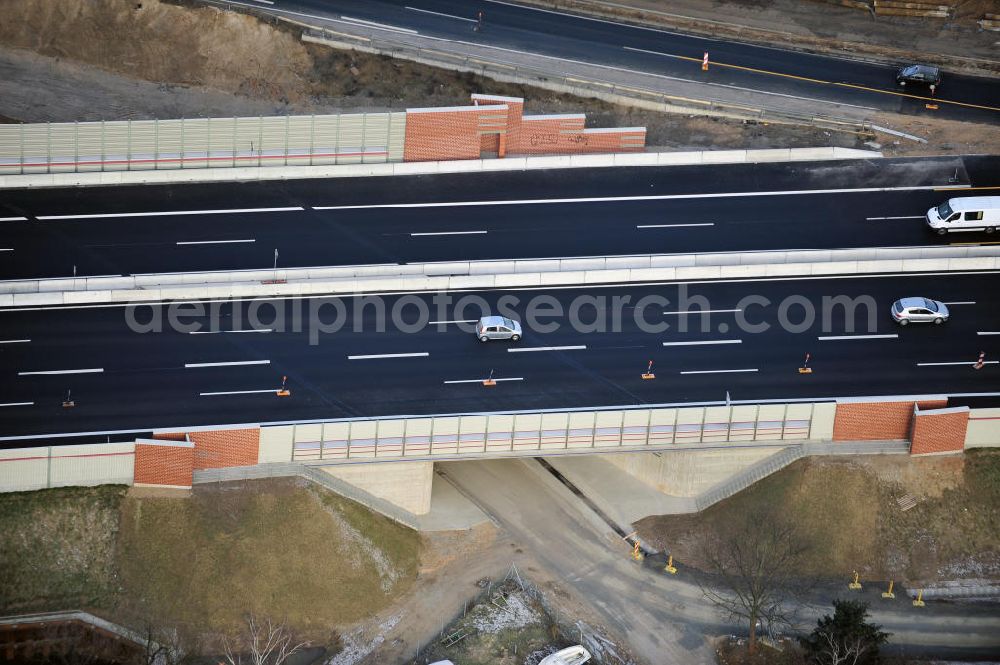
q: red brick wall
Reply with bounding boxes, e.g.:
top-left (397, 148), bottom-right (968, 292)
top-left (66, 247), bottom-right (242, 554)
top-left (134, 442), bottom-right (194, 488)
top-left (190, 428), bottom-right (260, 470)
top-left (473, 94), bottom-right (524, 152)
top-left (403, 106), bottom-right (507, 161)
top-left (911, 408), bottom-right (969, 455)
top-left (833, 399), bottom-right (947, 441)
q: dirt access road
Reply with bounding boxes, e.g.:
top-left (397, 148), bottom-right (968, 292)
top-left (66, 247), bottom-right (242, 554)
top-left (435, 458), bottom-right (1000, 665)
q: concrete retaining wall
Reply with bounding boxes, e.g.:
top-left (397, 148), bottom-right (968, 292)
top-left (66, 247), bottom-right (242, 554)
top-left (0, 443), bottom-right (134, 492)
top-left (966, 408), bottom-right (1000, 448)
top-left (0, 147), bottom-right (878, 190)
top-left (3, 245), bottom-right (997, 308)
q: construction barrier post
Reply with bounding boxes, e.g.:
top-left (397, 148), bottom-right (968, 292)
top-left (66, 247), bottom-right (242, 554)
top-left (702, 52), bottom-right (709, 71)
top-left (798, 352), bottom-right (813, 374)
top-left (974, 351), bottom-right (985, 370)
top-left (276, 375), bottom-right (291, 397)
top-left (641, 359), bottom-right (655, 380)
top-left (483, 368), bottom-right (497, 387)
top-left (881, 580), bottom-right (895, 599)
top-left (62, 389), bottom-right (75, 409)
top-left (632, 540), bottom-right (644, 562)
top-left (664, 554), bottom-right (677, 575)
top-left (848, 570), bottom-right (862, 590)
top-left (912, 589), bottom-right (925, 607)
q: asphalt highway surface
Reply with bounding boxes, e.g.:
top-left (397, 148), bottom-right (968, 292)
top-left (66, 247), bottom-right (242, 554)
top-left (2, 272), bottom-right (998, 441)
top-left (244, 0), bottom-right (1000, 122)
top-left (2, 156), bottom-right (998, 280)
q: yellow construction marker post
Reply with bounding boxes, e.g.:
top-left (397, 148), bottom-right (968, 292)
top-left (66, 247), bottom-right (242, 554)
top-left (848, 570), bottom-right (862, 590)
top-left (664, 554), bottom-right (677, 575)
top-left (882, 580), bottom-right (895, 600)
top-left (913, 589), bottom-right (925, 607)
top-left (632, 540), bottom-right (644, 562)
top-left (798, 352), bottom-right (813, 374)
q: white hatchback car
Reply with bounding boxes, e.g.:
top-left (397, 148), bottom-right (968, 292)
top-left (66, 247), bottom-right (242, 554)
top-left (891, 297), bottom-right (950, 325)
top-left (476, 315), bottom-right (522, 342)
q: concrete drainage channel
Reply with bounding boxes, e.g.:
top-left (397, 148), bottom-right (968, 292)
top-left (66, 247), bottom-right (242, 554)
top-left (3, 245), bottom-right (1000, 307)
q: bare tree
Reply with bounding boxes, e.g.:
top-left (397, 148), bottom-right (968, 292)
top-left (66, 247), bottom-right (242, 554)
top-left (699, 508), bottom-right (810, 653)
top-left (223, 614), bottom-right (309, 665)
top-left (137, 620), bottom-right (202, 665)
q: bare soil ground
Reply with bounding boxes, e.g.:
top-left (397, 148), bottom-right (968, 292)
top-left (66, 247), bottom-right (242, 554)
top-left (5, 0), bottom-right (998, 156)
top-left (635, 449), bottom-right (1000, 585)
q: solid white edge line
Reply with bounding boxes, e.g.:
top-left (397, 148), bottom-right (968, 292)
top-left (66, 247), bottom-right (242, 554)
top-left (0, 402), bottom-right (34, 407)
top-left (338, 15), bottom-right (419, 34)
top-left (917, 361), bottom-right (999, 367)
top-left (19, 368), bottom-right (104, 375)
top-left (680, 368), bottom-right (759, 374)
top-left (978, 332), bottom-right (1000, 336)
top-left (818, 334), bottom-right (899, 341)
top-left (348, 352), bottom-right (430, 360)
top-left (200, 389), bottom-right (278, 396)
top-left (38, 207), bottom-right (304, 220)
top-left (443, 377), bottom-right (525, 384)
top-left (0, 339), bottom-right (31, 344)
top-left (405, 6), bottom-right (474, 22)
top-left (663, 309), bottom-right (742, 315)
top-left (508, 345), bottom-right (587, 353)
top-left (176, 239), bottom-right (256, 246)
top-left (410, 230), bottom-right (488, 236)
top-left (0, 216), bottom-right (28, 222)
top-left (188, 328), bottom-right (274, 334)
top-left (636, 223), bottom-right (715, 229)
top-left (184, 360), bottom-right (271, 368)
top-left (662, 339), bottom-right (742, 346)
top-left (428, 320), bottom-right (478, 324)
top-left (4, 269), bottom-right (998, 313)
top-left (7, 390), bottom-right (1000, 442)
top-left (313, 185), bottom-right (964, 211)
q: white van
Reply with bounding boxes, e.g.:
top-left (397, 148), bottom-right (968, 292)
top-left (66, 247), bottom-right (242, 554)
top-left (926, 196), bottom-right (1000, 235)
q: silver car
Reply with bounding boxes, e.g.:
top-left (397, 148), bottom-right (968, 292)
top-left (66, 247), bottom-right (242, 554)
top-left (891, 297), bottom-right (949, 325)
top-left (476, 315), bottom-right (522, 342)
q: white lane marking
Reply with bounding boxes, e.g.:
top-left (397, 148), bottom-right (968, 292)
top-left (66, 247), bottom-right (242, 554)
top-left (0, 216), bottom-right (28, 222)
top-left (406, 6), bottom-right (474, 22)
top-left (19, 368), bottom-right (104, 375)
top-left (637, 223), bottom-right (714, 229)
top-left (622, 46), bottom-right (880, 111)
top-left (917, 361), bottom-right (999, 367)
top-left (0, 401), bottom-right (33, 407)
top-left (662, 339), bottom-right (742, 346)
top-left (866, 215), bottom-right (924, 220)
top-left (185, 360), bottom-right (271, 368)
top-left (200, 389), bottom-right (278, 396)
top-left (176, 239), bottom-right (256, 246)
top-left (313, 185), bottom-right (961, 211)
top-left (0, 339), bottom-right (31, 344)
top-left (410, 230), bottom-right (488, 237)
top-left (348, 352), bottom-right (430, 360)
top-left (339, 15), bottom-right (418, 34)
top-left (508, 345), bottom-right (587, 353)
top-left (38, 207), bottom-right (303, 220)
top-left (444, 377), bottom-right (524, 384)
top-left (0, 248), bottom-right (13, 252)
top-left (428, 320), bottom-right (477, 325)
top-left (247, 0), bottom-right (274, 4)
top-left (663, 308), bottom-right (742, 315)
top-left (978, 331), bottom-right (1000, 336)
top-left (818, 334), bottom-right (899, 341)
top-left (189, 328), bottom-right (274, 334)
top-left (680, 368), bottom-right (759, 375)
top-left (942, 301), bottom-right (976, 305)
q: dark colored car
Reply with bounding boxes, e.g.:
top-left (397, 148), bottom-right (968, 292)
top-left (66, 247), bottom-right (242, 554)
top-left (896, 64), bottom-right (941, 92)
